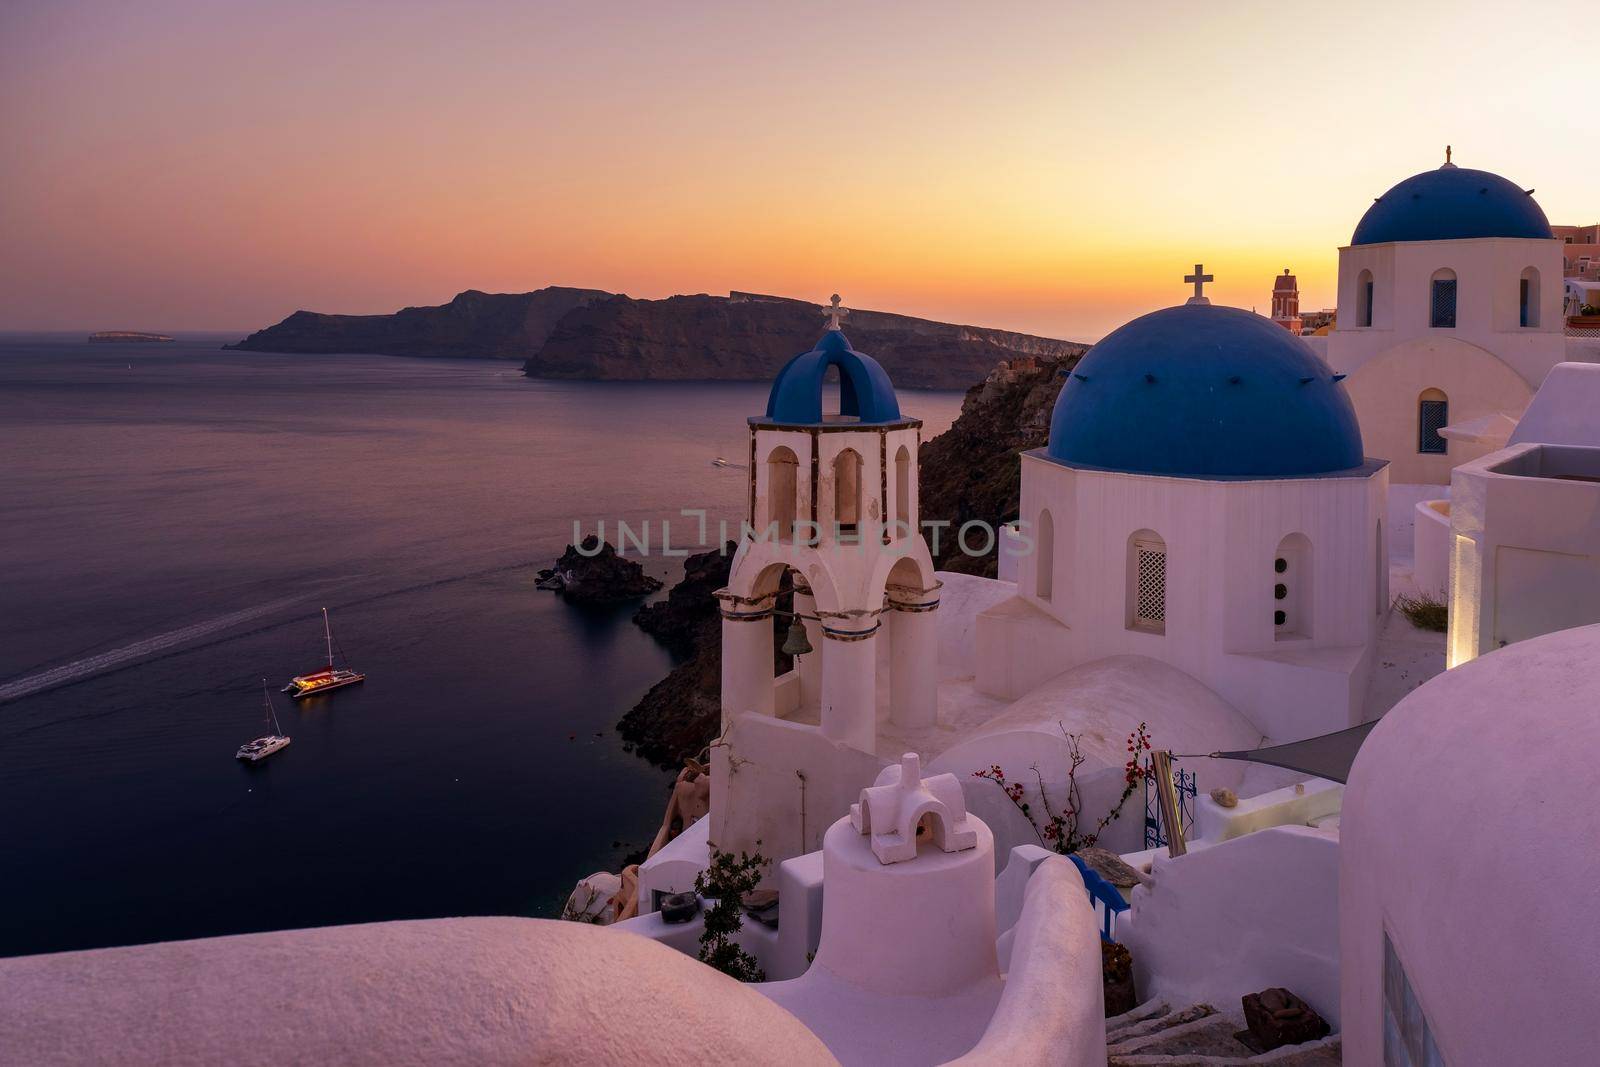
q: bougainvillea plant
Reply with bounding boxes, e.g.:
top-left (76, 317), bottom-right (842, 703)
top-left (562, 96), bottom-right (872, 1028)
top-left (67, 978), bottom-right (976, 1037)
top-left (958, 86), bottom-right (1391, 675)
top-left (973, 721), bottom-right (1153, 855)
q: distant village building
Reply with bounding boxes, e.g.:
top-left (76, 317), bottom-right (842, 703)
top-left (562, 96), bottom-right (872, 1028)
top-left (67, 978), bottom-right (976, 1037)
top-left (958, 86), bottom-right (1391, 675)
top-left (1269, 269), bottom-right (1303, 334)
top-left (1553, 222), bottom-right (1600, 282)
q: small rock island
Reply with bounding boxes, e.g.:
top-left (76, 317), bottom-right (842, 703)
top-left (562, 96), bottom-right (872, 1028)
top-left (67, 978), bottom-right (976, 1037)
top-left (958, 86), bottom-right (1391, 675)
top-left (88, 331), bottom-right (174, 343)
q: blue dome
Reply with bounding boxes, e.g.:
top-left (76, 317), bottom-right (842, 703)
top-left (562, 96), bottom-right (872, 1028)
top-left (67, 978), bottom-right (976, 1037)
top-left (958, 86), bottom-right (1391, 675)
top-left (1351, 164), bottom-right (1551, 245)
top-left (763, 330), bottom-right (903, 425)
top-left (1048, 305), bottom-right (1364, 479)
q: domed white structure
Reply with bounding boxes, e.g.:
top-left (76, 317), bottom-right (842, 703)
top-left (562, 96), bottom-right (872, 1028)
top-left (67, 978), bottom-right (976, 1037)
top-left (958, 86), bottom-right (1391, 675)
top-left (1324, 154), bottom-right (1566, 485)
top-left (0, 917), bottom-right (839, 1065)
top-left (978, 292), bottom-right (1389, 743)
top-left (1340, 623), bottom-right (1600, 1065)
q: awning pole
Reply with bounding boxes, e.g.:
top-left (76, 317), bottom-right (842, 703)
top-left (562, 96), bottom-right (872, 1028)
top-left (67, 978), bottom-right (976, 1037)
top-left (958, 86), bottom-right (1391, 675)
top-left (1152, 750), bottom-right (1187, 858)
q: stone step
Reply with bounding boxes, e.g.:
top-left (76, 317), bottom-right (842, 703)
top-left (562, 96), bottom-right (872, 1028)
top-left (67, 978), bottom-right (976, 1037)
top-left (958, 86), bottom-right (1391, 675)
top-left (1106, 1002), bottom-right (1216, 1045)
top-left (1106, 1002), bottom-right (1342, 1066)
top-left (1109, 1013), bottom-right (1255, 1061)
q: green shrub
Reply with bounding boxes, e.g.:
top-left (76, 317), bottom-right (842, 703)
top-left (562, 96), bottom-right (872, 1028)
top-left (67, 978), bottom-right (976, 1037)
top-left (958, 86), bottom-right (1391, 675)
top-left (693, 846), bottom-right (769, 982)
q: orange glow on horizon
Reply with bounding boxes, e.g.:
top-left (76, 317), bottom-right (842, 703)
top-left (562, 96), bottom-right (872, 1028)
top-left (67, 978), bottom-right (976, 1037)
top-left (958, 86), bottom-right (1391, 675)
top-left (1, 1), bottom-right (1593, 341)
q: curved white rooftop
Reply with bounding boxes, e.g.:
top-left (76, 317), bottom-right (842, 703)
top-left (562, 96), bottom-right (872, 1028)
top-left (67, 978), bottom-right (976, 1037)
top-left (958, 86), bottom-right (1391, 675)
top-left (1341, 623), bottom-right (1600, 1066)
top-left (0, 917), bottom-right (838, 1066)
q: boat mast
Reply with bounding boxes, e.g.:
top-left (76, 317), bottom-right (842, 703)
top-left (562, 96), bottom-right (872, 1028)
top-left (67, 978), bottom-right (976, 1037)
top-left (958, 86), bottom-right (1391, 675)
top-left (262, 678), bottom-right (284, 735)
top-left (323, 607), bottom-right (334, 669)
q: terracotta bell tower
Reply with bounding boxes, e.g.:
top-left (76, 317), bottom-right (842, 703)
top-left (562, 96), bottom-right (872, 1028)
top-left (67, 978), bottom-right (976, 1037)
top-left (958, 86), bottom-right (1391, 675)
top-left (1271, 269), bottom-right (1303, 335)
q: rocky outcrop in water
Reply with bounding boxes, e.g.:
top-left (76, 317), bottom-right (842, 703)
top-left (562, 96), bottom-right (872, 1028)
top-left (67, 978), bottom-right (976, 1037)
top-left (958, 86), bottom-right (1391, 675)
top-left (226, 287), bottom-right (609, 359)
top-left (632, 542), bottom-right (738, 656)
top-left (618, 543), bottom-right (736, 769)
top-left (917, 351), bottom-right (1083, 577)
top-left (228, 287), bottom-right (1085, 390)
top-left (537, 537), bottom-right (662, 603)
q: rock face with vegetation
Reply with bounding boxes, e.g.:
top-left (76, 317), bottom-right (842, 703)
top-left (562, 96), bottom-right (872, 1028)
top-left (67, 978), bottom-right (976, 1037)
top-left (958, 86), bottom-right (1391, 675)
top-left (617, 345), bottom-right (1088, 767)
top-left (229, 288), bottom-right (1084, 391)
top-left (537, 537), bottom-right (662, 603)
top-left (227, 287), bottom-right (609, 359)
top-left (918, 351), bottom-right (1082, 576)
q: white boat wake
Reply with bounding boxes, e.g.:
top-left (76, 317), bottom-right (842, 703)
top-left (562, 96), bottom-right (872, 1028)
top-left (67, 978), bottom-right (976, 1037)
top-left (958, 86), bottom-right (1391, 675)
top-left (0, 595), bottom-right (307, 706)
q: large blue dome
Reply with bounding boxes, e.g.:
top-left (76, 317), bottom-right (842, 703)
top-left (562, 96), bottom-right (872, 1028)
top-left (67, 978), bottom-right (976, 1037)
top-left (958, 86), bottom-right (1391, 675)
top-left (1048, 305), bottom-right (1364, 479)
top-left (763, 330), bottom-right (902, 425)
top-left (1351, 164), bottom-right (1551, 245)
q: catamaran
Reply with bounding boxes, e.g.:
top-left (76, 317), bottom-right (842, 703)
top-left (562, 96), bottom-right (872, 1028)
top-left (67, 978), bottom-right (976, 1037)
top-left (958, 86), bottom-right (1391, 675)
top-left (282, 607), bottom-right (365, 699)
top-left (237, 679), bottom-right (291, 762)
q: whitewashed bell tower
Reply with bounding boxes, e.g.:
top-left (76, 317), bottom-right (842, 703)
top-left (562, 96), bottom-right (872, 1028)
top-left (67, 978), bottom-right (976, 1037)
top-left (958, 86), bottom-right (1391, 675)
top-left (717, 296), bottom-right (940, 755)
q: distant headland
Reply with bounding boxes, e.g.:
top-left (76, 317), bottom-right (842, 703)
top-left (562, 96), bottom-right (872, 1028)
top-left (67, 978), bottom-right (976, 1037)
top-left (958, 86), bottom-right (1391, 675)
top-left (88, 331), bottom-right (174, 343)
top-left (226, 288), bottom-right (1087, 391)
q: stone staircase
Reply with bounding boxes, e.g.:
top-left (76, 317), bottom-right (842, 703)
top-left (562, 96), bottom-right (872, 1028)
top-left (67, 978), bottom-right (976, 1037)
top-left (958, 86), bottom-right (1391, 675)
top-left (1106, 1001), bottom-right (1341, 1065)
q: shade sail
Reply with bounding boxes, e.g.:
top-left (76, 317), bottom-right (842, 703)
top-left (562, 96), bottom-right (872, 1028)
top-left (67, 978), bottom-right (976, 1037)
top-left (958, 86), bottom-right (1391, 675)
top-left (1207, 719), bottom-right (1380, 784)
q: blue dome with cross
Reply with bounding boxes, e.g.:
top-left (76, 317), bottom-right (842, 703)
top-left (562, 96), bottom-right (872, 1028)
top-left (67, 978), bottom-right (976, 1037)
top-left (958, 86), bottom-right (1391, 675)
top-left (1047, 302), bottom-right (1365, 479)
top-left (1351, 157), bottom-right (1551, 246)
top-left (763, 303), bottom-right (902, 425)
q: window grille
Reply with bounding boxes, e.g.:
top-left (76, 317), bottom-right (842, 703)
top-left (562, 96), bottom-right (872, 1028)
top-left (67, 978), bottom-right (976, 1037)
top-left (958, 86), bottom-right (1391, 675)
top-left (1418, 399), bottom-right (1448, 454)
top-left (1430, 279), bottom-right (1456, 328)
top-left (1383, 932), bottom-right (1447, 1066)
top-left (1134, 543), bottom-right (1166, 627)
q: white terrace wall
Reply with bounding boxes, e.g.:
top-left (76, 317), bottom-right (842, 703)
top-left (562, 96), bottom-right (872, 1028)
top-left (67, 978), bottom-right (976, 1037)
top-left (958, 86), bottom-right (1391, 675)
top-left (985, 452), bottom-right (1387, 742)
top-left (1121, 825), bottom-right (1342, 1028)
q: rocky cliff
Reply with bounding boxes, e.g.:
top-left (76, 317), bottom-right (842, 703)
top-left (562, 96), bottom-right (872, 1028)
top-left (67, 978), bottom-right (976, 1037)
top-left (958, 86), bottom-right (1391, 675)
top-left (226, 287), bottom-right (609, 359)
top-left (919, 351), bottom-right (1081, 576)
top-left (229, 287), bottom-right (1085, 390)
top-left (526, 292), bottom-right (1084, 390)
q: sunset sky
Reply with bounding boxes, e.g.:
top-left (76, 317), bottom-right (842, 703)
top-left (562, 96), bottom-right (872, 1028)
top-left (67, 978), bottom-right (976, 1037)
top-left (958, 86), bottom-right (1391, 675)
top-left (2, 0), bottom-right (1593, 341)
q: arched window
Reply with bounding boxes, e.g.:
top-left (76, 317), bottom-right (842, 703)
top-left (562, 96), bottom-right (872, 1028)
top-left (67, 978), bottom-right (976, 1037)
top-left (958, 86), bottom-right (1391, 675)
top-left (833, 448), bottom-right (862, 537)
top-left (1520, 267), bottom-right (1540, 328)
top-left (1126, 529), bottom-right (1166, 634)
top-left (1418, 388), bottom-right (1448, 455)
top-left (1429, 268), bottom-right (1457, 328)
top-left (894, 445), bottom-right (911, 537)
top-left (1356, 269), bottom-right (1374, 327)
top-left (766, 446), bottom-right (798, 542)
top-left (1035, 509), bottom-right (1054, 601)
top-left (1273, 533), bottom-right (1313, 639)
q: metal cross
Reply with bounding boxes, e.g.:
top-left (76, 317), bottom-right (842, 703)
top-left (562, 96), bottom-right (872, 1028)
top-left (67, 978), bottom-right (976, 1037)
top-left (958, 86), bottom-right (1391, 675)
top-left (1184, 264), bottom-right (1213, 304)
top-left (823, 293), bottom-right (849, 331)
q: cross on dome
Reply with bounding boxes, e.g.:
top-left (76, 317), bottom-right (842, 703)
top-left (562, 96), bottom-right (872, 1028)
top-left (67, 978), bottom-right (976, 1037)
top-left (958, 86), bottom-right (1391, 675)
top-left (1442, 144), bottom-right (1455, 169)
top-left (1184, 264), bottom-right (1214, 306)
top-left (823, 294), bottom-right (849, 331)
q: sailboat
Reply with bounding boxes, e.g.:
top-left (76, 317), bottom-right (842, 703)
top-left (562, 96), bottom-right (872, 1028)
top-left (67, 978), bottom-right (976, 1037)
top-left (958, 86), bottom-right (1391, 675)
top-left (237, 679), bottom-right (291, 762)
top-left (281, 607), bottom-right (366, 699)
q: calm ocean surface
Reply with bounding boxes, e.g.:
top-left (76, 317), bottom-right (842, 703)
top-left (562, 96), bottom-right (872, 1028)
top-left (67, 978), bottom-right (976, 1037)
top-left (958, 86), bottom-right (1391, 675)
top-left (0, 333), bottom-right (963, 958)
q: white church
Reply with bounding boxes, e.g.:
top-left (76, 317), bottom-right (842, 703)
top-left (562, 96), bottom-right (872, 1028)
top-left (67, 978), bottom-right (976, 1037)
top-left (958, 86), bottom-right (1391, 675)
top-left (6, 156), bottom-right (1600, 1066)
